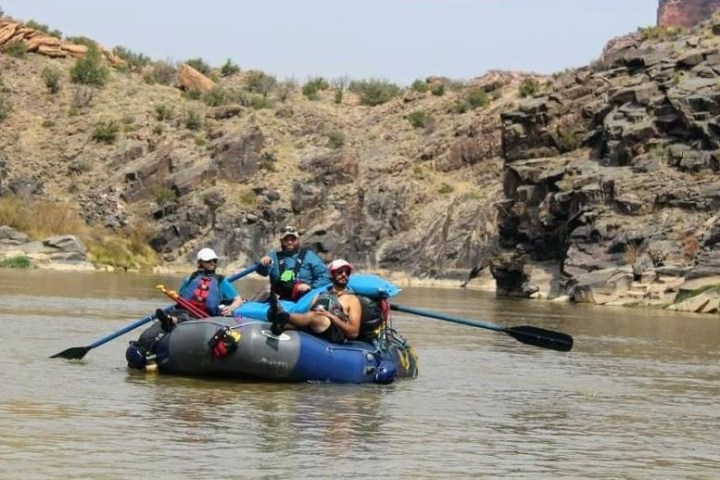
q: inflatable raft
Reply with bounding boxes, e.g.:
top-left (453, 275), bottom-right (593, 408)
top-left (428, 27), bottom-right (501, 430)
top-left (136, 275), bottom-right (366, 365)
top-left (126, 275), bottom-right (418, 384)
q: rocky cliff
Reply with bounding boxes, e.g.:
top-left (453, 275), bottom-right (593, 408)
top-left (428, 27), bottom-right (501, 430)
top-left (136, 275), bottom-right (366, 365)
top-left (658, 0), bottom-right (720, 27)
top-left (497, 14), bottom-right (720, 312)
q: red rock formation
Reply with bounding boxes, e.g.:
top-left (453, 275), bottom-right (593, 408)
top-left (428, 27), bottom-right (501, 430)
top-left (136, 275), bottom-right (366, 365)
top-left (657, 0), bottom-right (720, 27)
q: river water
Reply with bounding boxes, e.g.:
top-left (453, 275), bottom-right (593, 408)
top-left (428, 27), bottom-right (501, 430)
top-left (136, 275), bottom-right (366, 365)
top-left (0, 269), bottom-right (718, 479)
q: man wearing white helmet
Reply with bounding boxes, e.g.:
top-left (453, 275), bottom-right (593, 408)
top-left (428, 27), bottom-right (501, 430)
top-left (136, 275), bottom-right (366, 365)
top-left (267, 258), bottom-right (361, 343)
top-left (156, 247), bottom-right (244, 331)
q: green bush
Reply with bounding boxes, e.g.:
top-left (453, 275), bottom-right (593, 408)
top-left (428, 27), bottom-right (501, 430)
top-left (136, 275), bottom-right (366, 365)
top-left (186, 57), bottom-right (211, 75)
top-left (349, 79), bottom-right (401, 106)
top-left (41, 67), bottom-right (61, 94)
top-left (144, 61), bottom-right (176, 85)
top-left (637, 25), bottom-right (683, 41)
top-left (410, 79), bottom-right (428, 92)
top-left (326, 130), bottom-right (345, 149)
top-left (202, 87), bottom-right (229, 107)
top-left (184, 110), bottom-right (203, 130)
top-left (154, 104), bottom-right (174, 121)
top-left (518, 78), bottom-right (540, 98)
top-left (2, 39), bottom-right (27, 58)
top-left (70, 45), bottom-right (109, 87)
top-left (221, 58), bottom-right (240, 77)
top-left (112, 46), bottom-right (151, 73)
top-left (430, 83), bottom-right (445, 96)
top-left (0, 255), bottom-right (31, 269)
top-left (302, 77), bottom-right (330, 100)
top-left (0, 93), bottom-right (12, 122)
top-left (65, 36), bottom-right (98, 49)
top-left (92, 120), bottom-right (120, 143)
top-left (244, 71), bottom-right (277, 96)
top-left (408, 110), bottom-right (431, 129)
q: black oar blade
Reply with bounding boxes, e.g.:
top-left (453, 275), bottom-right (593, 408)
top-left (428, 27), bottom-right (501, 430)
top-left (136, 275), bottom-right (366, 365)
top-left (50, 346), bottom-right (91, 360)
top-left (504, 326), bottom-right (574, 352)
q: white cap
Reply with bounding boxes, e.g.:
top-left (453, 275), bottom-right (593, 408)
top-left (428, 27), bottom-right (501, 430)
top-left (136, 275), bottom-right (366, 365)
top-left (328, 258), bottom-right (353, 272)
top-left (196, 248), bottom-right (219, 262)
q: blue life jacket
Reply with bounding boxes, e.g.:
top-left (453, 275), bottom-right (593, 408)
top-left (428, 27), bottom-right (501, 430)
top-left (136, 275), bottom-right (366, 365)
top-left (178, 271), bottom-right (225, 316)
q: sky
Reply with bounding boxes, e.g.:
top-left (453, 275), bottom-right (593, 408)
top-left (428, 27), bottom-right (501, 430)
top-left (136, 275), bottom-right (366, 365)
top-left (1, 0), bottom-right (659, 85)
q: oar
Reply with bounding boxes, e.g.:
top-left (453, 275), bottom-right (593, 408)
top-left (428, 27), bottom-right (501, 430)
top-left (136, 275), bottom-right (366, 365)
top-left (156, 284), bottom-right (209, 319)
top-left (50, 263), bottom-right (259, 360)
top-left (390, 304), bottom-right (573, 352)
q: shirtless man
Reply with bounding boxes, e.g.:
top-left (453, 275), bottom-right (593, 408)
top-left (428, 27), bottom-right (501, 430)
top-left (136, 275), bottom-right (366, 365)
top-left (267, 259), bottom-right (361, 343)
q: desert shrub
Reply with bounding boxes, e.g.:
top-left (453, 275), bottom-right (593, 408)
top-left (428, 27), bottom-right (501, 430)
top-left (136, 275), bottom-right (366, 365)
top-left (682, 232), bottom-right (700, 262)
top-left (65, 36), bottom-right (98, 49)
top-left (260, 152), bottom-right (277, 172)
top-left (70, 45), bottom-right (109, 86)
top-left (0, 92), bottom-right (11, 122)
top-left (183, 88), bottom-right (202, 101)
top-left (184, 109), bottom-right (203, 130)
top-left (637, 26), bottom-right (683, 41)
top-left (408, 110), bottom-right (431, 129)
top-left (410, 79), bottom-right (428, 92)
top-left (326, 130), bottom-right (345, 149)
top-left (202, 87), bottom-right (230, 107)
top-left (70, 85), bottom-right (95, 110)
top-left (244, 70), bottom-right (277, 96)
top-left (41, 67), bottom-right (61, 94)
top-left (220, 58), bottom-right (240, 77)
top-left (144, 61), bottom-right (176, 85)
top-left (647, 242), bottom-right (669, 266)
top-left (25, 19), bottom-right (50, 34)
top-left (518, 78), bottom-right (540, 98)
top-left (624, 241), bottom-right (642, 265)
top-left (185, 57), bottom-right (211, 75)
top-left (151, 184), bottom-right (177, 205)
top-left (154, 104), bottom-right (174, 121)
top-left (438, 182), bottom-right (454, 194)
top-left (246, 94), bottom-right (272, 109)
top-left (2, 39), bottom-right (26, 58)
top-left (0, 196), bottom-right (88, 239)
top-left (349, 79), bottom-right (401, 106)
top-left (112, 46), bottom-right (151, 72)
top-left (430, 83), bottom-right (445, 96)
top-left (0, 255), bottom-right (31, 269)
top-left (302, 77), bottom-right (329, 100)
top-left (92, 120), bottom-right (120, 143)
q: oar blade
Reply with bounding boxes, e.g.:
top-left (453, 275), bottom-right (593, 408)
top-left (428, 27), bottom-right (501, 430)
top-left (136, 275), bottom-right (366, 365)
top-left (50, 346), bottom-right (91, 360)
top-left (504, 326), bottom-right (573, 352)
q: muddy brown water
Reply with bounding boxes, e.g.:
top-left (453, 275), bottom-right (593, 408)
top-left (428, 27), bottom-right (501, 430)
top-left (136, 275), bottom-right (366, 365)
top-left (0, 269), bottom-right (718, 479)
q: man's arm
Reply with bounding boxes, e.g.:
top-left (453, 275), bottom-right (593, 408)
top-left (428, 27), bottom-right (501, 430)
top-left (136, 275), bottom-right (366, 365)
top-left (255, 251), bottom-right (275, 277)
top-left (220, 280), bottom-right (243, 315)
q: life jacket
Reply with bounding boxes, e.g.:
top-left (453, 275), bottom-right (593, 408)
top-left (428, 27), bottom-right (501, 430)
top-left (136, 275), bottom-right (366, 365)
top-left (357, 295), bottom-right (389, 341)
top-left (272, 248), bottom-right (309, 300)
top-left (312, 287), bottom-right (389, 341)
top-left (178, 271), bottom-right (225, 316)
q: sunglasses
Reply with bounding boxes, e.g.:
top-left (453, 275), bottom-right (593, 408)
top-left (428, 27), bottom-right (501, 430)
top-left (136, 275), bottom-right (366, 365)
top-left (202, 259), bottom-right (218, 264)
top-left (332, 268), bottom-right (351, 276)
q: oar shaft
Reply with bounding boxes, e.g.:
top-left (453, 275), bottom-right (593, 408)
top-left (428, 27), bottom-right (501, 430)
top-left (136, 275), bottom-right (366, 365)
top-left (390, 304), bottom-right (503, 332)
top-left (51, 263), bottom-right (259, 359)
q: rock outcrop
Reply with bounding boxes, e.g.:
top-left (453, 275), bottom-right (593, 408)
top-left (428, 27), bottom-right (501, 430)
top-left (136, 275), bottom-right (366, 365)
top-left (496, 14), bottom-right (720, 312)
top-left (658, 0), bottom-right (720, 27)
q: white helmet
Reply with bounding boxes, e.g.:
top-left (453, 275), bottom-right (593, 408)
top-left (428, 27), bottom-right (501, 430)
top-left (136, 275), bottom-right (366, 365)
top-left (196, 248), bottom-right (219, 262)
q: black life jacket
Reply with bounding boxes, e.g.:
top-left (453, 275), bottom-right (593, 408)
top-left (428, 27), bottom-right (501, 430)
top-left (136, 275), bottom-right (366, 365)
top-left (357, 295), bottom-right (389, 341)
top-left (273, 248), bottom-right (309, 300)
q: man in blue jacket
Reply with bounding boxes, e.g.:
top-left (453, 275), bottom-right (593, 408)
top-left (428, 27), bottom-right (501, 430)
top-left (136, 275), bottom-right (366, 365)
top-left (256, 226), bottom-right (331, 301)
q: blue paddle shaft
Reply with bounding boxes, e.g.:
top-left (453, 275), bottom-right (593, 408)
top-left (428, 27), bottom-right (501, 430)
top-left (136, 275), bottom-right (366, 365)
top-left (390, 304), bottom-right (503, 332)
top-left (87, 263), bottom-right (258, 349)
